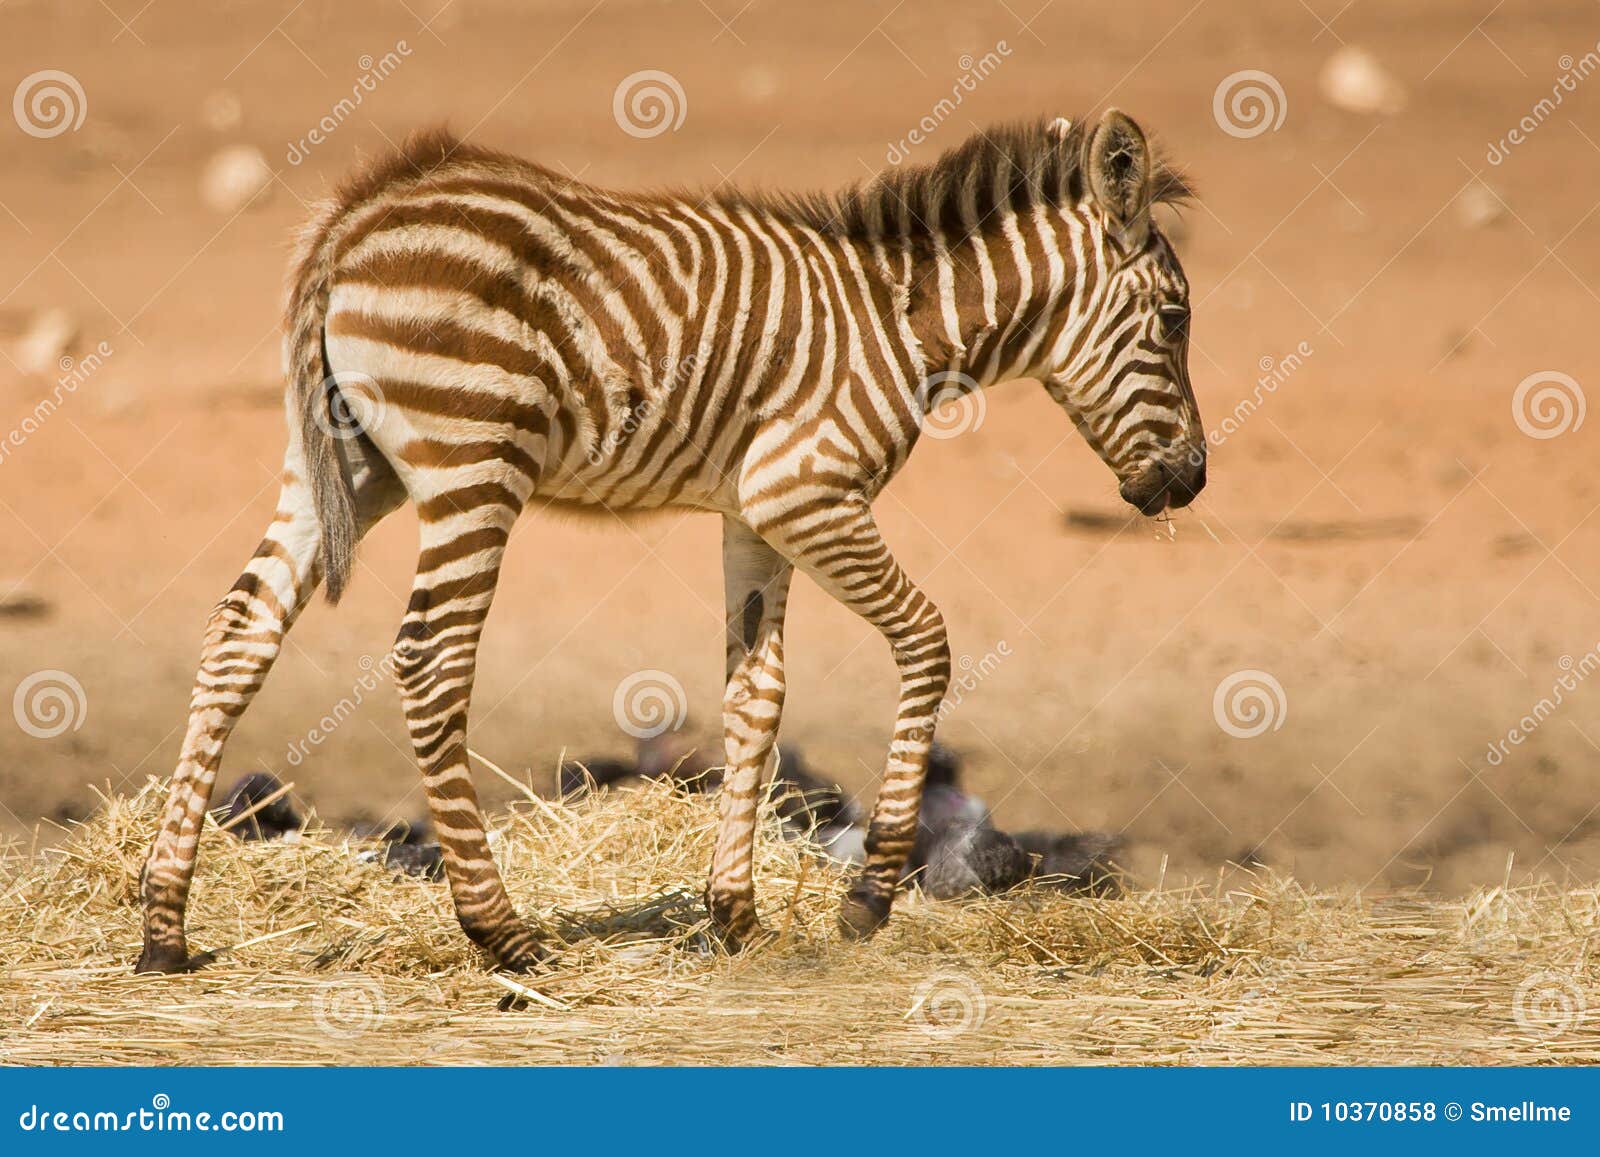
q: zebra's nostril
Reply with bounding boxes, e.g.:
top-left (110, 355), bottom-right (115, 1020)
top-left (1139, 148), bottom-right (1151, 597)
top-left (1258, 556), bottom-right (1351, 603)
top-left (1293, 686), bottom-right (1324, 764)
top-left (1165, 455), bottom-right (1206, 506)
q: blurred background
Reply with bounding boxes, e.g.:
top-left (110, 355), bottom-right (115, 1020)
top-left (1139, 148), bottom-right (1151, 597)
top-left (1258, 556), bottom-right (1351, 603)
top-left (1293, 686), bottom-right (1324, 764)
top-left (2, 0), bottom-right (1598, 891)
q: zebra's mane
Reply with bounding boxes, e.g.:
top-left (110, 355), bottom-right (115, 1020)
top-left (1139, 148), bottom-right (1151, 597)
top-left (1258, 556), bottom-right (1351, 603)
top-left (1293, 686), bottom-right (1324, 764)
top-left (753, 117), bottom-right (1193, 241)
top-left (337, 119), bottom-right (1190, 246)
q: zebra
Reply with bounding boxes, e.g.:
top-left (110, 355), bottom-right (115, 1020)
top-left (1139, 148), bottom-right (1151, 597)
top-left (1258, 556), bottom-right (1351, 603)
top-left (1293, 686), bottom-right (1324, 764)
top-left (136, 108), bottom-right (1205, 974)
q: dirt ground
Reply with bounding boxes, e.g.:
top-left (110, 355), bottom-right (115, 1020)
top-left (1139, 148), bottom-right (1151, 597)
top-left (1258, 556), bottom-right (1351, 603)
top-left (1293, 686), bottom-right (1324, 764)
top-left (3, 0), bottom-right (1600, 898)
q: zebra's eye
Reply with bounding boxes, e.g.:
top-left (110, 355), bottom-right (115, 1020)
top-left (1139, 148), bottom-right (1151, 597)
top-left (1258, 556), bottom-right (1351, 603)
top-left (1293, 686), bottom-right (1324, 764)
top-left (1156, 303), bottom-right (1190, 344)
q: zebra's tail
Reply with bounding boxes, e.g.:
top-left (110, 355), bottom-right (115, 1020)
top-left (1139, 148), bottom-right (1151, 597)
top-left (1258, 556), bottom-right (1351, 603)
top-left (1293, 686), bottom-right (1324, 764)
top-left (285, 206), bottom-right (358, 605)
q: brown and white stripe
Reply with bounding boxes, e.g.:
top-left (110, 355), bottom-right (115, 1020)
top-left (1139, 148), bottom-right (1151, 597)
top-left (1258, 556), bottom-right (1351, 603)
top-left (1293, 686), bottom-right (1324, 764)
top-left (137, 108), bottom-right (1205, 973)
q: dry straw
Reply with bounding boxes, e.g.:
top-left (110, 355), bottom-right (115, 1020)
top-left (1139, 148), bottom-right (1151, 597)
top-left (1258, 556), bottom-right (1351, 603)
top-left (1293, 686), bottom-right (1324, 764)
top-left (1, 776), bottom-right (1596, 1065)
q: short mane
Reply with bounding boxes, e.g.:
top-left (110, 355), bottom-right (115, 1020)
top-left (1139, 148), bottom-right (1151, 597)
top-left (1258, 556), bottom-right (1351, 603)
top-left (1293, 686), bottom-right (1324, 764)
top-left (749, 116), bottom-right (1193, 240)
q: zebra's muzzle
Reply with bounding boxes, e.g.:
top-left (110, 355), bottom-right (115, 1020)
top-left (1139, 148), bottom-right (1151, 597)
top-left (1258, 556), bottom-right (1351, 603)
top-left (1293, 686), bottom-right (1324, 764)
top-left (1119, 453), bottom-right (1206, 515)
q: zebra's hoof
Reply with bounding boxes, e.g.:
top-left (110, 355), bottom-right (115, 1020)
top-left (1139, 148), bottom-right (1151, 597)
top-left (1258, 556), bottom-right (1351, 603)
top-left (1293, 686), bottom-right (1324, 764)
top-left (492, 939), bottom-right (552, 975)
top-left (133, 945), bottom-right (216, 975)
top-left (837, 891), bottom-right (890, 941)
top-left (706, 895), bottom-right (766, 951)
top-left (461, 916), bottom-right (551, 973)
top-left (715, 919), bottom-right (770, 953)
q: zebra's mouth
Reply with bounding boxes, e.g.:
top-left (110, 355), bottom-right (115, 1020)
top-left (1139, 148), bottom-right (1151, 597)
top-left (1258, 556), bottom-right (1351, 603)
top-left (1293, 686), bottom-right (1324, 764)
top-left (1134, 488), bottom-right (1173, 516)
top-left (1119, 455), bottom-right (1206, 515)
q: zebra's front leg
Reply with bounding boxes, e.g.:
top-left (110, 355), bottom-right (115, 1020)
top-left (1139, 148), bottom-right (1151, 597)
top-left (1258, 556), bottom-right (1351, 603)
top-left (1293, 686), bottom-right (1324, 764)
top-left (760, 494), bottom-right (951, 940)
top-left (706, 517), bottom-right (794, 948)
top-left (391, 504), bottom-right (547, 971)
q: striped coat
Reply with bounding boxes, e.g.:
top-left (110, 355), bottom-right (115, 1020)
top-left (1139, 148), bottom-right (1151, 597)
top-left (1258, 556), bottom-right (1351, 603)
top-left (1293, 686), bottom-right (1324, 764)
top-left (138, 109), bottom-right (1205, 973)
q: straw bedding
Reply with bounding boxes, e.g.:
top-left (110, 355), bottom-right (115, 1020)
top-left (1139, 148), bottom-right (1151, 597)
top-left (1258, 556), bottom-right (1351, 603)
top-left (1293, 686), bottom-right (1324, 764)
top-left (2, 777), bottom-right (1595, 1065)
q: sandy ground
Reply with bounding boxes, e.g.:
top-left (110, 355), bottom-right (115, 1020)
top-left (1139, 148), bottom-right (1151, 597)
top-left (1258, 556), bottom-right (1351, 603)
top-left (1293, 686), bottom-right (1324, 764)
top-left (3, 0), bottom-right (1600, 898)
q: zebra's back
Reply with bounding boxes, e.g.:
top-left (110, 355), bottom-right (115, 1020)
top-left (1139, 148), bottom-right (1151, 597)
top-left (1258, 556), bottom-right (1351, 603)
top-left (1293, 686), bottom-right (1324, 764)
top-left (307, 131), bottom-right (918, 518)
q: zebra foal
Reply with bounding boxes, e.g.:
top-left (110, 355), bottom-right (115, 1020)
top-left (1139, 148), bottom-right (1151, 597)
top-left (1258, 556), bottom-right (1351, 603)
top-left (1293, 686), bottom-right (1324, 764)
top-left (137, 108), bottom-right (1205, 973)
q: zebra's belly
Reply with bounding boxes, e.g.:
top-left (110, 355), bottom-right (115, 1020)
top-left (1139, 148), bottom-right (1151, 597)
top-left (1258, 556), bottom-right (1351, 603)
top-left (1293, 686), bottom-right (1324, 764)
top-left (533, 423), bottom-right (742, 514)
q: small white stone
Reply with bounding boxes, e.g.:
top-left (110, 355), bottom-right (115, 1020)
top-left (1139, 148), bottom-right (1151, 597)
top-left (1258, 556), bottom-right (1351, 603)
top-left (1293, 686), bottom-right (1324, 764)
top-left (738, 66), bottom-right (780, 103)
top-left (1456, 181), bottom-right (1505, 229)
top-left (200, 144), bottom-right (273, 214)
top-left (1319, 46), bottom-right (1407, 116)
top-left (14, 307), bottom-right (78, 375)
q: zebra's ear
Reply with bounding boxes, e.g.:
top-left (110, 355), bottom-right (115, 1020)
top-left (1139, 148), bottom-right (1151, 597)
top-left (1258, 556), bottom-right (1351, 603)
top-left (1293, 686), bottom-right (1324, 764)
top-left (1085, 108), bottom-right (1152, 244)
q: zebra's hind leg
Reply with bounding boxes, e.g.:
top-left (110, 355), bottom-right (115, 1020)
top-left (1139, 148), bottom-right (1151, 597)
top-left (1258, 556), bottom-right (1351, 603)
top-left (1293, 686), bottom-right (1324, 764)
top-left (705, 516), bottom-right (794, 948)
top-left (390, 497), bottom-right (547, 971)
top-left (755, 494), bottom-right (951, 941)
top-left (137, 440), bottom-right (404, 974)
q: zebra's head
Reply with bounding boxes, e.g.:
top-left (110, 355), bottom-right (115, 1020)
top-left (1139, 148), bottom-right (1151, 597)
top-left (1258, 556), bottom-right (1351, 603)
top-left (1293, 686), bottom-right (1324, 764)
top-left (1044, 110), bottom-right (1206, 516)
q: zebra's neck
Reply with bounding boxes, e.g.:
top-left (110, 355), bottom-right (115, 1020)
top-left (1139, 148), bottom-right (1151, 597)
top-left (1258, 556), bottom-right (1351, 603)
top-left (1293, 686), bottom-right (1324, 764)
top-left (891, 201), bottom-right (1090, 393)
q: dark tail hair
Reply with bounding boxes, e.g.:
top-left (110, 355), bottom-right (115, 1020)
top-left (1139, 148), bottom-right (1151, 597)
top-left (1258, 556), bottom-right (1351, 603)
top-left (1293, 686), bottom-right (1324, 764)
top-left (282, 130), bottom-right (471, 604)
top-left (285, 213), bottom-right (357, 604)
